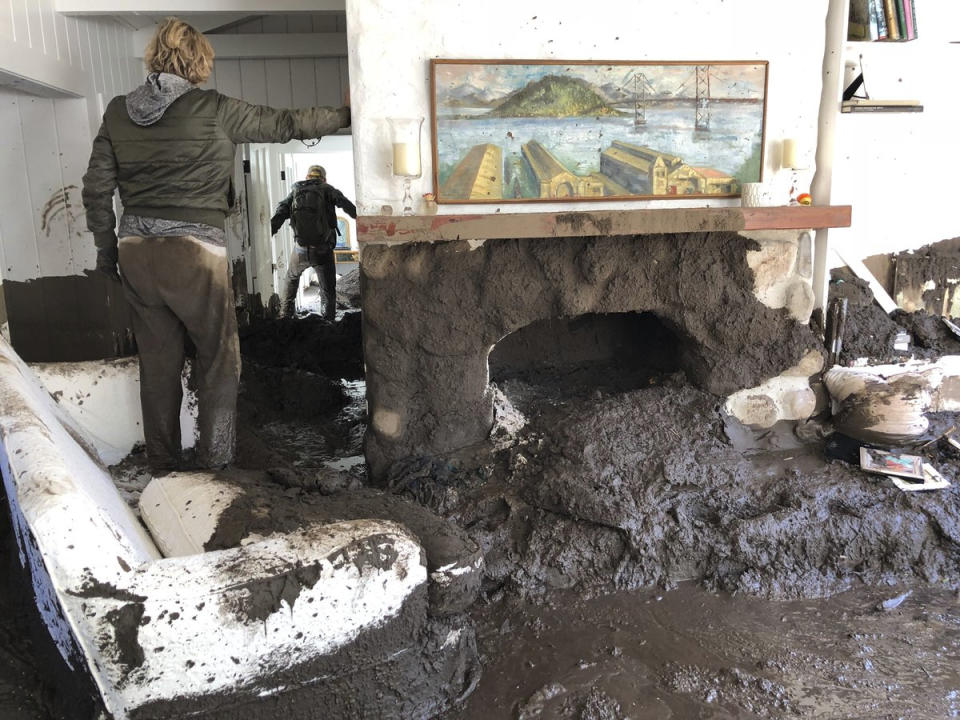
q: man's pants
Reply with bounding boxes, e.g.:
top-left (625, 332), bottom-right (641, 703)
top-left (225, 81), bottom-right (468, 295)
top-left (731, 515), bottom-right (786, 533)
top-left (118, 236), bottom-right (241, 472)
top-left (281, 245), bottom-right (336, 319)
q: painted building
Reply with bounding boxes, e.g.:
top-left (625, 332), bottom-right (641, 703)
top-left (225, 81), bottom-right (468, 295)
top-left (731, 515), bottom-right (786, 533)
top-left (600, 140), bottom-right (738, 196)
top-left (439, 143), bottom-right (503, 201)
top-left (521, 140), bottom-right (604, 199)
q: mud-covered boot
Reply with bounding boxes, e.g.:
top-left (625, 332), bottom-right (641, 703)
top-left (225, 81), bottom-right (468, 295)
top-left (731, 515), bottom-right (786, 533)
top-left (321, 295), bottom-right (336, 322)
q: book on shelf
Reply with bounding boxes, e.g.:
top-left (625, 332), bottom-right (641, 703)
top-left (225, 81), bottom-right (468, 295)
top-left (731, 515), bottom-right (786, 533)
top-left (848, 0), bottom-right (870, 40)
top-left (883, 0), bottom-right (900, 39)
top-left (841, 98), bottom-right (923, 112)
top-left (868, 0), bottom-right (918, 41)
top-left (903, 0), bottom-right (917, 39)
top-left (894, 0), bottom-right (907, 39)
top-left (872, 0), bottom-right (889, 39)
top-left (867, 0), bottom-right (880, 39)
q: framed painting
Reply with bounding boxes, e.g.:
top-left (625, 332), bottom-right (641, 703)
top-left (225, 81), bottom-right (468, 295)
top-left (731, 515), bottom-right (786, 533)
top-left (430, 59), bottom-right (768, 204)
top-left (335, 215), bottom-right (350, 249)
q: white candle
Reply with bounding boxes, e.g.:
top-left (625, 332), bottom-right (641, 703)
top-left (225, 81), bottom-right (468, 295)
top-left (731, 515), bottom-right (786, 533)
top-left (782, 138), bottom-right (799, 169)
top-left (393, 142), bottom-right (420, 177)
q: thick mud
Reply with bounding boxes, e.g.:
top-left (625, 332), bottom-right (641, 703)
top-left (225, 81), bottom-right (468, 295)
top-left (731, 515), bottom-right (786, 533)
top-left (6, 295), bottom-right (960, 718)
top-left (446, 581), bottom-right (960, 719)
top-left (239, 309), bottom-right (364, 381)
top-left (361, 232), bottom-right (824, 477)
top-left (819, 268), bottom-right (960, 365)
top-left (387, 366), bottom-right (960, 601)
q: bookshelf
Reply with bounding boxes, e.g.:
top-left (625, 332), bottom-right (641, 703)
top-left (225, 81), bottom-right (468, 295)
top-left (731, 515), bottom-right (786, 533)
top-left (843, 0), bottom-right (923, 112)
top-left (848, 0), bottom-right (917, 42)
top-left (841, 98), bottom-right (923, 113)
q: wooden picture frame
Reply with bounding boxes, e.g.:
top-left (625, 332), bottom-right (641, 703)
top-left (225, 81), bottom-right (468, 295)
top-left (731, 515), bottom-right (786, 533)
top-left (430, 59), bottom-right (769, 204)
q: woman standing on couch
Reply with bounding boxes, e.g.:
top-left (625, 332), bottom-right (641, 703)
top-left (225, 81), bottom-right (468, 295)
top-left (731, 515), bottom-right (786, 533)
top-left (81, 18), bottom-right (351, 473)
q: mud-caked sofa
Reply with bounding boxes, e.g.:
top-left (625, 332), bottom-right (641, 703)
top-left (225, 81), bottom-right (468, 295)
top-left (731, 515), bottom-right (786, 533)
top-left (0, 339), bottom-right (480, 719)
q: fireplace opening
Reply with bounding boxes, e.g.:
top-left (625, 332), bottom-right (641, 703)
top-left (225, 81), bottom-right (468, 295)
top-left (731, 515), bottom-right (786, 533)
top-left (489, 311), bottom-right (685, 396)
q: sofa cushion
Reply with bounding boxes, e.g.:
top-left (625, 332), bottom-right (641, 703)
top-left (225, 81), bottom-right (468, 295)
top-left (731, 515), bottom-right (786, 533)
top-left (138, 471), bottom-right (483, 615)
top-left (139, 472), bottom-right (245, 557)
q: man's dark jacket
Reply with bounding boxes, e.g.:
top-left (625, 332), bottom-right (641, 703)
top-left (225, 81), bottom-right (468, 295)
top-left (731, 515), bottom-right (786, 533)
top-left (271, 180), bottom-right (357, 249)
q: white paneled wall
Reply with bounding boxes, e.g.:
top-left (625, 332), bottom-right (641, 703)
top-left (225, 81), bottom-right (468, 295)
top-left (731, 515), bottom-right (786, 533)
top-left (0, 2), bottom-right (140, 285)
top-left (203, 13), bottom-right (349, 110)
top-left (2, 0), bottom-right (140, 100)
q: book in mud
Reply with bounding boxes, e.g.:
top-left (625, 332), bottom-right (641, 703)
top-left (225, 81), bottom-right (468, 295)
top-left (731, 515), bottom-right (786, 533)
top-left (859, 447), bottom-right (924, 479)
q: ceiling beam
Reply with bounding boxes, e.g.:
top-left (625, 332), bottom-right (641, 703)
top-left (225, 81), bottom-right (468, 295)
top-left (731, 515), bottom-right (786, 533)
top-left (178, 13), bottom-right (255, 32)
top-left (110, 12), bottom-right (253, 31)
top-left (131, 32), bottom-right (347, 59)
top-left (56, 0), bottom-right (344, 13)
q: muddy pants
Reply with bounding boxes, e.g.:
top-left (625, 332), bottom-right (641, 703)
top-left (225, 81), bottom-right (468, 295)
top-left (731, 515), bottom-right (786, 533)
top-left (280, 245), bottom-right (336, 319)
top-left (118, 236), bottom-right (241, 471)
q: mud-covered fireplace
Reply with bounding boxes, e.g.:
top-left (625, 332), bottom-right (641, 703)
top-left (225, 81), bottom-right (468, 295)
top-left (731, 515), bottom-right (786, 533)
top-left (489, 311), bottom-right (683, 391)
top-left (358, 209), bottom-right (850, 479)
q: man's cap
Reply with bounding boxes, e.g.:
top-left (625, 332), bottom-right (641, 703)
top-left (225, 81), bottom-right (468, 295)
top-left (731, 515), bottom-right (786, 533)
top-left (306, 165), bottom-right (326, 179)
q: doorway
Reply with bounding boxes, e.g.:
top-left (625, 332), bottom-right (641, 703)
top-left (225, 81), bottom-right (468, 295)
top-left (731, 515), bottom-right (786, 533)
top-left (243, 134), bottom-right (357, 315)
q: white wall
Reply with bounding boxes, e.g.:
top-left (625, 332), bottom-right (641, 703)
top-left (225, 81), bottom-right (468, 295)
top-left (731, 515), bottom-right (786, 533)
top-left (828, 2), bottom-right (960, 265)
top-left (347, 0), bottom-right (829, 217)
top-left (0, 2), bottom-right (141, 285)
top-left (347, 0), bottom-right (960, 278)
top-left (0, 0), bottom-right (138, 102)
top-left (201, 13), bottom-right (349, 109)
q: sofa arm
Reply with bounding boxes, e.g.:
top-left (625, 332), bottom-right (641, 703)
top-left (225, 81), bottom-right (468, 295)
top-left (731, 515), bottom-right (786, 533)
top-left (64, 519), bottom-right (428, 719)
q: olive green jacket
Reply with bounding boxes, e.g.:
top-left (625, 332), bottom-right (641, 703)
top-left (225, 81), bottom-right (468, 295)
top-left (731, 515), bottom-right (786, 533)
top-left (82, 87), bottom-right (349, 250)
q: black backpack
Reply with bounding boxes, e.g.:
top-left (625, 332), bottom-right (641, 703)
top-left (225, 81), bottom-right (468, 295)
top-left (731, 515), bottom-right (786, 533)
top-left (290, 181), bottom-right (336, 251)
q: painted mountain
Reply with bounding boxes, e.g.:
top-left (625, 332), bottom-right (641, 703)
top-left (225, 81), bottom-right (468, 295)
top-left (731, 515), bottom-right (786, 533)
top-left (599, 81), bottom-right (634, 104)
top-left (439, 82), bottom-right (505, 108)
top-left (485, 75), bottom-right (622, 118)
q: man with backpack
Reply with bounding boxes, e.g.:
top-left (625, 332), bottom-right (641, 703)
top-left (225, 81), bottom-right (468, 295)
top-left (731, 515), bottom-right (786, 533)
top-left (271, 165), bottom-right (357, 320)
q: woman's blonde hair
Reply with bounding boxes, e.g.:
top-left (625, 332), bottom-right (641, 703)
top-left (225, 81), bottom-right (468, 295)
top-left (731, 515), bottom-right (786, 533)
top-left (144, 18), bottom-right (215, 85)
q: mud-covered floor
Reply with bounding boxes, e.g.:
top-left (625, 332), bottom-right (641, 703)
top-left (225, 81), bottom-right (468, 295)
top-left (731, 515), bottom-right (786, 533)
top-left (452, 582), bottom-right (960, 719)
top-left (4, 299), bottom-right (960, 718)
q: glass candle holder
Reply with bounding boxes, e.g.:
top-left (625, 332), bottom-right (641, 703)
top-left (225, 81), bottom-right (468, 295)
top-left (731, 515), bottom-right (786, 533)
top-left (387, 117), bottom-right (424, 216)
top-left (781, 138), bottom-right (808, 205)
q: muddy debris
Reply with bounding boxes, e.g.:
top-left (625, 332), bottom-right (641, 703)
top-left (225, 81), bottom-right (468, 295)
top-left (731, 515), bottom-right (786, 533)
top-left (816, 270), bottom-right (909, 365)
top-left (389, 373), bottom-right (960, 602)
top-left (10, 247), bottom-right (960, 718)
top-left (817, 267), bottom-right (960, 365)
top-left (235, 313), bottom-right (367, 477)
top-left (335, 268), bottom-right (362, 309)
top-left (239, 310), bottom-right (363, 380)
top-left (892, 308), bottom-right (960, 355)
top-left (240, 360), bottom-right (347, 420)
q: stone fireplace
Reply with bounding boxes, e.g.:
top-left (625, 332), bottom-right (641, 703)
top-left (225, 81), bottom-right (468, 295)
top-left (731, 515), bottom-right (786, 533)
top-left (358, 208), bottom-right (850, 479)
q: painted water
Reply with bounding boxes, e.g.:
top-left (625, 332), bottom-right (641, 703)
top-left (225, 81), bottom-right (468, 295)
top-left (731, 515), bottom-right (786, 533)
top-left (436, 102), bottom-right (764, 199)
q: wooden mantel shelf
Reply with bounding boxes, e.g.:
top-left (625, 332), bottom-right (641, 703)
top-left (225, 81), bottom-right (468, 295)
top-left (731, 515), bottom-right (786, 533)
top-left (356, 206), bottom-right (851, 245)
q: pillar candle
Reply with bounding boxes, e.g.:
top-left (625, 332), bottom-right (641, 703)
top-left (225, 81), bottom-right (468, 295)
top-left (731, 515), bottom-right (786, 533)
top-left (393, 142), bottom-right (421, 177)
top-left (782, 138), bottom-right (799, 169)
